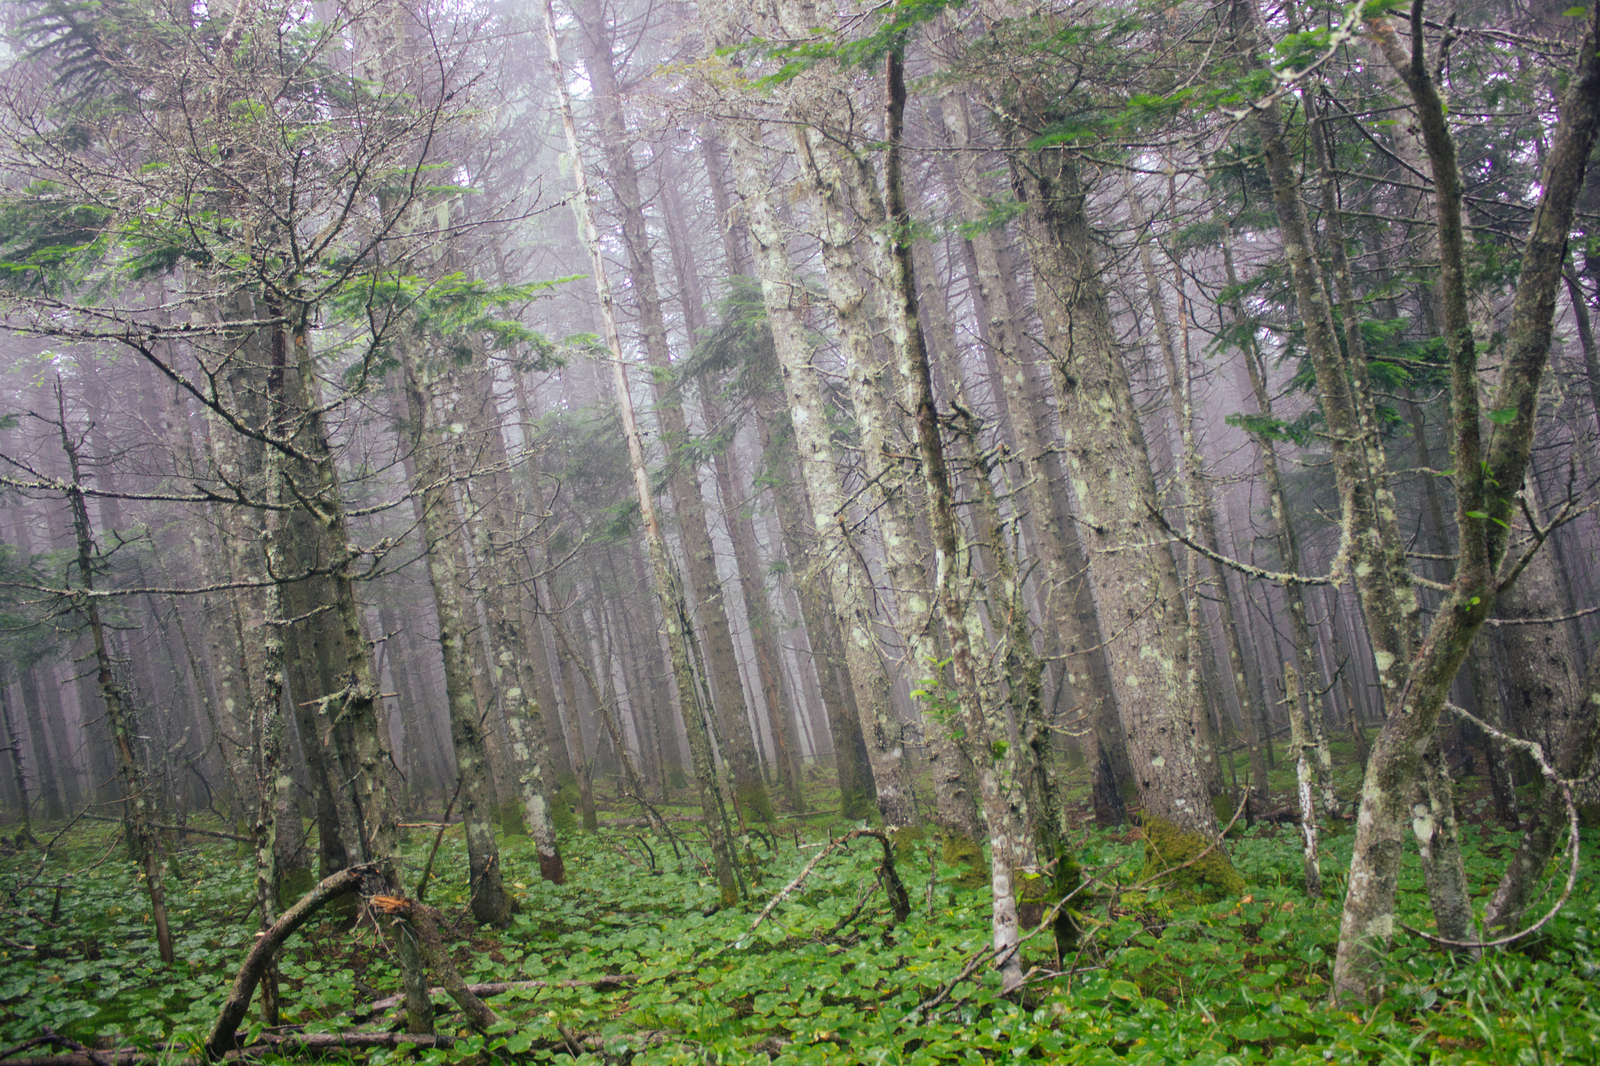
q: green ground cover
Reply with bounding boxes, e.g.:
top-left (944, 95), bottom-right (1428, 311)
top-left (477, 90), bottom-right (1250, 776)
top-left (0, 780), bottom-right (1595, 1065)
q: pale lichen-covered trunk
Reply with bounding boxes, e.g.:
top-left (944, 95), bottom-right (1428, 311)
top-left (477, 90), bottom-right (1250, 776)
top-left (696, 2), bottom-right (880, 823)
top-left (457, 355), bottom-right (566, 883)
top-left (788, 118), bottom-right (927, 831)
top-left (1132, 192), bottom-right (1258, 806)
top-left (884, 53), bottom-right (1033, 989)
top-left (573, 0), bottom-right (772, 821)
top-left (544, 0), bottom-right (739, 904)
top-left (755, 399), bottom-right (877, 816)
top-left (801, 135), bottom-right (986, 842)
top-left (478, 552), bottom-right (566, 885)
top-left (1412, 742), bottom-right (1474, 945)
top-left (1284, 667), bottom-right (1321, 897)
top-left (400, 359), bottom-right (514, 925)
top-left (245, 335), bottom-right (297, 1020)
top-left (939, 95), bottom-right (1133, 825)
top-left (714, 93), bottom-right (913, 826)
top-left (1009, 145), bottom-right (1216, 839)
top-left (59, 398), bottom-right (175, 966)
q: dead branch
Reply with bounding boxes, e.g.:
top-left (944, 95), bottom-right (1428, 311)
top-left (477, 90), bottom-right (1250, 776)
top-left (80, 814), bottom-right (250, 843)
top-left (357, 975), bottom-right (636, 1016)
top-left (367, 896), bottom-right (498, 1029)
top-left (0, 1026), bottom-right (681, 1066)
top-left (204, 865), bottom-right (374, 1059)
top-left (751, 828), bottom-right (909, 931)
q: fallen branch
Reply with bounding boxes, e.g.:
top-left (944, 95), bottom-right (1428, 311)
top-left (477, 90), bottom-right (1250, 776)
top-left (0, 1026), bottom-right (682, 1066)
top-left (252, 1029), bottom-right (674, 1056)
top-left (205, 865), bottom-right (375, 1059)
top-left (357, 975), bottom-right (636, 1015)
top-left (79, 814), bottom-right (249, 844)
top-left (0, 1051), bottom-right (146, 1066)
top-left (598, 816), bottom-right (702, 827)
top-left (751, 828), bottom-right (909, 931)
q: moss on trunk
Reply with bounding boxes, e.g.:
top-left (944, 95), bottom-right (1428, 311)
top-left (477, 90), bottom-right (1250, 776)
top-left (1140, 816), bottom-right (1244, 903)
top-left (941, 831), bottom-right (989, 889)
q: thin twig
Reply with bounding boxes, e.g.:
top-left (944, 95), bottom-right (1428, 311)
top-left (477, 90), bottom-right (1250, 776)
top-left (1397, 704), bottom-right (1583, 951)
top-left (414, 776), bottom-right (466, 905)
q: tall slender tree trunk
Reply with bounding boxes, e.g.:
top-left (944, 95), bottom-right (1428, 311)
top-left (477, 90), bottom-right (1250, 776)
top-left (58, 386), bottom-right (175, 965)
top-left (573, 0), bottom-right (772, 823)
top-left (756, 404), bottom-right (875, 816)
top-left (1221, 223), bottom-right (1332, 800)
top-left (0, 671), bottom-right (35, 844)
top-left (544, 0), bottom-right (739, 904)
top-left (659, 174), bottom-right (804, 814)
top-left (884, 53), bottom-right (1027, 989)
top-left (788, 112), bottom-right (927, 831)
top-left (1132, 190), bottom-right (1264, 807)
top-left (932, 95), bottom-right (1131, 827)
top-left (453, 350), bottom-right (565, 879)
top-left (400, 358), bottom-right (514, 925)
top-left (716, 96), bottom-right (908, 824)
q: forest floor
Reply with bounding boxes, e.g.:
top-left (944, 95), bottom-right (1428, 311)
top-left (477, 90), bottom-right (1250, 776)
top-left (0, 748), bottom-right (1596, 1065)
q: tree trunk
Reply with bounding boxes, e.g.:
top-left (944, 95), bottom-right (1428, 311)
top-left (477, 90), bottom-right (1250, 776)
top-left (756, 404), bottom-right (875, 816)
top-left (1284, 666), bottom-right (1322, 897)
top-left (1485, 639), bottom-right (1600, 934)
top-left (718, 100), bottom-right (906, 825)
top-left (1133, 189), bottom-right (1264, 807)
top-left (461, 361), bottom-right (565, 883)
top-left (544, 0), bottom-right (739, 904)
top-left (884, 53), bottom-right (1027, 988)
top-left (788, 109), bottom-right (924, 830)
top-left (400, 358), bottom-right (514, 926)
top-left (1008, 142), bottom-right (1217, 839)
top-left (58, 389), bottom-right (175, 965)
top-left (573, 0), bottom-right (773, 823)
top-left (659, 172), bottom-right (804, 814)
top-left (934, 93), bottom-right (1133, 827)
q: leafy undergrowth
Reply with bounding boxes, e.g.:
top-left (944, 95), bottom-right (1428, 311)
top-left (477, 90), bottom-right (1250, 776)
top-left (1, 803), bottom-right (1598, 1065)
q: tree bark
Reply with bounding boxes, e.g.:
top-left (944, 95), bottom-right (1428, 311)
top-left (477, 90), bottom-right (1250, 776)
top-left (1326, 6), bottom-right (1600, 1003)
top-left (544, 0), bottom-right (740, 905)
top-left (58, 387), bottom-right (175, 966)
top-left (573, 0), bottom-right (773, 822)
top-left (400, 358), bottom-right (514, 925)
top-left (884, 52), bottom-right (1026, 989)
top-left (1008, 143), bottom-right (1217, 838)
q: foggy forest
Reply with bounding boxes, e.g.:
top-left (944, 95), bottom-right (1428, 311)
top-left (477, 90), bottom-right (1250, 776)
top-left (0, 0), bottom-right (1599, 1061)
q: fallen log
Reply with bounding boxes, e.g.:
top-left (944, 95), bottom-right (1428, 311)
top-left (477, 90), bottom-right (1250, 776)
top-left (356, 975), bottom-right (635, 1015)
top-left (598, 816), bottom-right (702, 827)
top-left (0, 1027), bottom-right (680, 1066)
